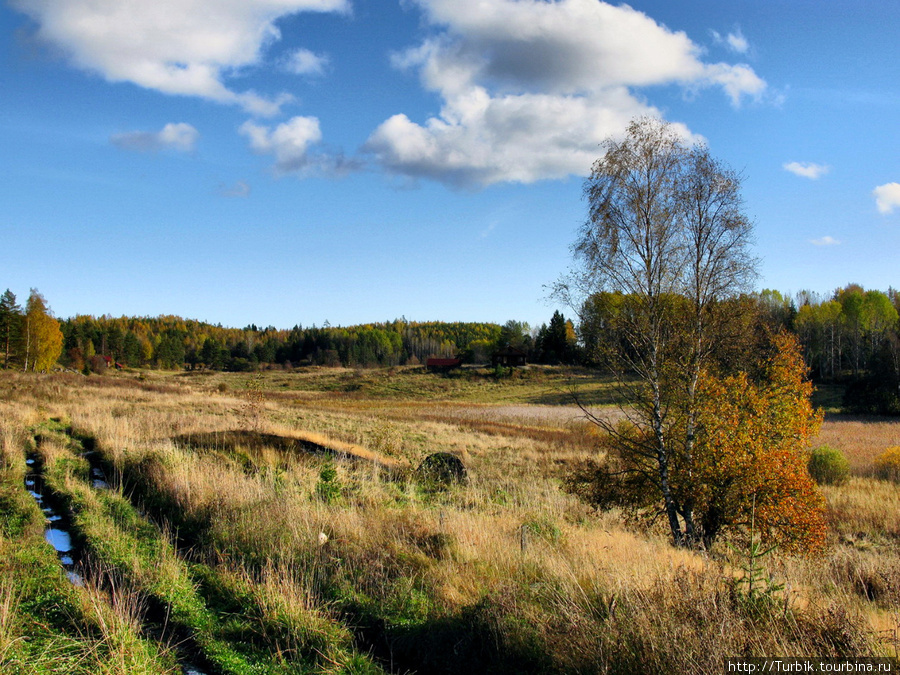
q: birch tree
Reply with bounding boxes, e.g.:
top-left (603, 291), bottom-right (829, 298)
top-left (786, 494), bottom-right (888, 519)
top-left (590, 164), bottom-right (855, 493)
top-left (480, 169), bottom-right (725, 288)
top-left (559, 117), bottom-right (758, 548)
top-left (23, 289), bottom-right (63, 373)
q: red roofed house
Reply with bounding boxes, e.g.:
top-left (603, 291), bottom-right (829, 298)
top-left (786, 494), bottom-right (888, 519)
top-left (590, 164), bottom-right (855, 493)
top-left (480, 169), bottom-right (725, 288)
top-left (426, 357), bottom-right (462, 373)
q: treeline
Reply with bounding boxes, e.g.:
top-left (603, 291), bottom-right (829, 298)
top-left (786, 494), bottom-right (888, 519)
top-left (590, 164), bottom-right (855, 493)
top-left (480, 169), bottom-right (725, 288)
top-left (5, 283), bottom-right (897, 414)
top-left (579, 284), bottom-right (900, 414)
top-left (0, 289), bottom-right (64, 372)
top-left (55, 316), bottom-right (500, 371)
top-left (1, 286), bottom-right (582, 373)
top-left (792, 286), bottom-right (900, 414)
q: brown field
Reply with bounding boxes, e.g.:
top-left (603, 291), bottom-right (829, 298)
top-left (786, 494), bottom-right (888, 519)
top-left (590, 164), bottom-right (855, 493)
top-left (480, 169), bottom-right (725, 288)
top-left (816, 416), bottom-right (900, 474)
top-left (1, 367), bottom-right (898, 674)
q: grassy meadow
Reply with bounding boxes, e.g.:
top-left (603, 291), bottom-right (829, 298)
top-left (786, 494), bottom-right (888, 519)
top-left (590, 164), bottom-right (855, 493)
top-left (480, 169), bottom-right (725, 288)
top-left (1, 366), bottom-right (898, 674)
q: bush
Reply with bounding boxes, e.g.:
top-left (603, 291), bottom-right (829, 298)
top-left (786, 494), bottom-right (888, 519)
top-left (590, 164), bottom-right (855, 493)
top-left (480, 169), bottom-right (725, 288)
top-left (874, 446), bottom-right (900, 483)
top-left (808, 445), bottom-right (850, 485)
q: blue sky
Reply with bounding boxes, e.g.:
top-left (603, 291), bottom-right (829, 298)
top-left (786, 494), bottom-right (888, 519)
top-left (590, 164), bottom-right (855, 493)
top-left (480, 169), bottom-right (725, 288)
top-left (2, 0), bottom-right (898, 330)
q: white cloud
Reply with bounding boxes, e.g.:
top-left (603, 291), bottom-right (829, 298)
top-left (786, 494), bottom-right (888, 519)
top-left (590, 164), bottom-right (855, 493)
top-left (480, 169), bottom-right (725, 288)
top-left (284, 48), bottom-right (330, 76)
top-left (366, 0), bottom-right (766, 188)
top-left (10, 0), bottom-right (348, 115)
top-left (810, 236), bottom-right (840, 246)
top-left (241, 116), bottom-right (322, 173)
top-left (479, 221), bottom-right (497, 239)
top-left (111, 122), bottom-right (199, 153)
top-left (219, 180), bottom-right (251, 198)
top-left (402, 0), bottom-right (765, 98)
top-left (366, 89), bottom-right (676, 188)
top-left (783, 161), bottom-right (830, 180)
top-left (240, 116), bottom-right (361, 176)
top-left (873, 182), bottom-right (900, 214)
top-left (712, 29), bottom-right (749, 54)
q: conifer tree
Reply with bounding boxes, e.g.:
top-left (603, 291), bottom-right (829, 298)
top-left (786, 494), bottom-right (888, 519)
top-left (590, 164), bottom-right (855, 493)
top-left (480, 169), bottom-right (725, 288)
top-left (0, 289), bottom-right (22, 368)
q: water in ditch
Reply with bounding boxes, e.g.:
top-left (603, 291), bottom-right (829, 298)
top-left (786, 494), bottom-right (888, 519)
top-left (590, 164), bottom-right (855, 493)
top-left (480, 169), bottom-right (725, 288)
top-left (25, 448), bottom-right (207, 675)
top-left (26, 454), bottom-right (84, 586)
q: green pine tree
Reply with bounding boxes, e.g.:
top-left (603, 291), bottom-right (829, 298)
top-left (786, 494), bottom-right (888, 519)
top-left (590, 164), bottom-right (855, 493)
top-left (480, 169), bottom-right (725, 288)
top-left (0, 289), bottom-right (22, 368)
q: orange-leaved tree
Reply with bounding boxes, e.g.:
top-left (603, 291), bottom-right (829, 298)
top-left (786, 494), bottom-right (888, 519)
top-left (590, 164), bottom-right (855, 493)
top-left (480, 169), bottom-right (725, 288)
top-left (584, 332), bottom-right (827, 554)
top-left (689, 332), bottom-right (826, 553)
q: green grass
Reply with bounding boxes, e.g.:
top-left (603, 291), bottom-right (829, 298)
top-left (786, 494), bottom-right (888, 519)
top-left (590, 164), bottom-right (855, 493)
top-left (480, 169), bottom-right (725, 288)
top-left (40, 426), bottom-right (384, 674)
top-left (185, 364), bottom-right (622, 406)
top-left (812, 383), bottom-right (846, 415)
top-left (0, 431), bottom-right (177, 674)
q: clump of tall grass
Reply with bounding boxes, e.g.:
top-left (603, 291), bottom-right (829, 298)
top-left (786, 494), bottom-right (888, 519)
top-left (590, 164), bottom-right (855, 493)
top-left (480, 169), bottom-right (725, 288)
top-left (0, 577), bottom-right (21, 664)
top-left (75, 566), bottom-right (180, 675)
top-left (874, 446), bottom-right (900, 482)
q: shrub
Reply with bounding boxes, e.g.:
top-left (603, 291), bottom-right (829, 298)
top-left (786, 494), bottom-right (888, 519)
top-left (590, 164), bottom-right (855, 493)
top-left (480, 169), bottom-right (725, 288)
top-left (315, 459), bottom-right (342, 503)
top-left (874, 446), bottom-right (900, 483)
top-left (808, 445), bottom-right (850, 485)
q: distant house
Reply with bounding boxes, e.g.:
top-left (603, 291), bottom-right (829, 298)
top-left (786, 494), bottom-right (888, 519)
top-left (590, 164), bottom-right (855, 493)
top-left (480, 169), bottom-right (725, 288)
top-left (426, 357), bottom-right (462, 373)
top-left (491, 346), bottom-right (527, 367)
top-left (101, 355), bottom-right (125, 370)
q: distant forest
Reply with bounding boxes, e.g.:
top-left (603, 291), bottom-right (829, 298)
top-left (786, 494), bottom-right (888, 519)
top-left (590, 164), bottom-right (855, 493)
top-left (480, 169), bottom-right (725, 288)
top-left (0, 288), bottom-right (577, 372)
top-left (1, 283), bottom-right (898, 414)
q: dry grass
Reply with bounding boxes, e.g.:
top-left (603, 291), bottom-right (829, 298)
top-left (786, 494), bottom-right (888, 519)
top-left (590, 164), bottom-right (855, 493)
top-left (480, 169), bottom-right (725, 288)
top-left (815, 415), bottom-right (900, 475)
top-left (821, 478), bottom-right (900, 541)
top-left (0, 576), bottom-right (21, 662)
top-left (1, 369), bottom-right (898, 672)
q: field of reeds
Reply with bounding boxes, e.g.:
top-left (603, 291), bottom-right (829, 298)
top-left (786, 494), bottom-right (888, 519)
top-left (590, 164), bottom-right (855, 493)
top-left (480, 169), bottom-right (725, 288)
top-left (1, 366), bottom-right (898, 674)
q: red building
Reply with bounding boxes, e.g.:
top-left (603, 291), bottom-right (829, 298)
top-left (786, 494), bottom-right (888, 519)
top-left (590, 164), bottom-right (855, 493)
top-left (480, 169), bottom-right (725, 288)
top-left (426, 357), bottom-right (462, 372)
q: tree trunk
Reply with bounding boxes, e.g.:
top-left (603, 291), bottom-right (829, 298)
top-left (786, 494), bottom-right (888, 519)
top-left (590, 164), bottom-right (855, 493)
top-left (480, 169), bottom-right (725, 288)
top-left (651, 374), bottom-right (688, 547)
top-left (23, 316), bottom-right (30, 372)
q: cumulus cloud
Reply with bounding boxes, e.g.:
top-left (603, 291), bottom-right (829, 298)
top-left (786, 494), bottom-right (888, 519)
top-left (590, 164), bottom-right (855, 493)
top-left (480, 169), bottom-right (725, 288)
top-left (283, 48), bottom-right (330, 76)
top-left (241, 116), bottom-right (360, 176)
top-left (810, 236), bottom-right (840, 246)
top-left (366, 89), bottom-right (676, 188)
top-left (10, 0), bottom-right (348, 115)
top-left (242, 116), bottom-right (322, 172)
top-left (365, 0), bottom-right (767, 188)
top-left (111, 122), bottom-right (199, 153)
top-left (783, 161), bottom-right (830, 180)
top-left (712, 28), bottom-right (749, 54)
top-left (873, 182), bottom-right (900, 214)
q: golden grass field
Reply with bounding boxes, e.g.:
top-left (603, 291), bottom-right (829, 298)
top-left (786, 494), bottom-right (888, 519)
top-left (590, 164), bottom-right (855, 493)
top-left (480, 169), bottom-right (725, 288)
top-left (1, 366), bottom-right (898, 674)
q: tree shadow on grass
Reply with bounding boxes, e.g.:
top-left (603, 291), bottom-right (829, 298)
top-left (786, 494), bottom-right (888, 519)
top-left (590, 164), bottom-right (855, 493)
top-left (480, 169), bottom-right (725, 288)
top-left (526, 377), bottom-right (627, 407)
top-left (172, 430), bottom-right (334, 458)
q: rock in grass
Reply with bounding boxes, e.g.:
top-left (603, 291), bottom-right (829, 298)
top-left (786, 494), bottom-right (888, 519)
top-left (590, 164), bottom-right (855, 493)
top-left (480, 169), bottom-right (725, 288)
top-left (415, 453), bottom-right (467, 488)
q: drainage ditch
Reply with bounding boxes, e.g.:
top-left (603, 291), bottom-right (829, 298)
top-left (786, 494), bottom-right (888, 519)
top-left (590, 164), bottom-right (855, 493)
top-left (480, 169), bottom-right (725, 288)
top-left (25, 431), bottom-right (209, 675)
top-left (25, 451), bottom-right (84, 586)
